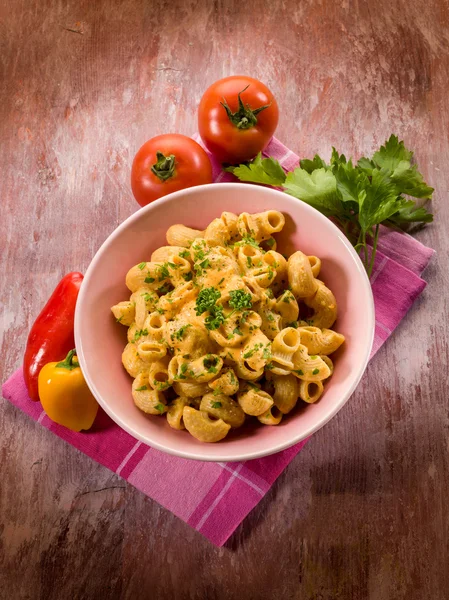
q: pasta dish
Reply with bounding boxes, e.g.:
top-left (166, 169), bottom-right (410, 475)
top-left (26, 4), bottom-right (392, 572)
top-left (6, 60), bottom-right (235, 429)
top-left (111, 210), bottom-right (344, 442)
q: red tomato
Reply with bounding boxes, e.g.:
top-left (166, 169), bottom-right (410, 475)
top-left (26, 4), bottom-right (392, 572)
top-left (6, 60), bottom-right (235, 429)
top-left (131, 134), bottom-right (213, 206)
top-left (198, 76), bottom-right (279, 164)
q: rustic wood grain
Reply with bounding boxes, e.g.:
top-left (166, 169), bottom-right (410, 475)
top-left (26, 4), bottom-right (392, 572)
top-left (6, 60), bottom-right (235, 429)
top-left (1, 0), bottom-right (448, 598)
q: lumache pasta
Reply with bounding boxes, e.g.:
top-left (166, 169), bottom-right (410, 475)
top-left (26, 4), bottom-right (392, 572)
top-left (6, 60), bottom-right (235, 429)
top-left (111, 210), bottom-right (345, 443)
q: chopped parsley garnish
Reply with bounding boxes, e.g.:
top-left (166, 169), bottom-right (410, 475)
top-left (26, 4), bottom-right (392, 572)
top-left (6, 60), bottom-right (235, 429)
top-left (193, 243), bottom-right (208, 261)
top-left (144, 276), bottom-right (155, 284)
top-left (294, 369), bottom-right (304, 376)
top-left (310, 355), bottom-right (318, 360)
top-left (205, 307), bottom-right (225, 330)
top-left (137, 262), bottom-right (146, 270)
top-left (157, 282), bottom-right (173, 295)
top-left (265, 238), bottom-right (275, 247)
top-left (287, 321), bottom-right (299, 328)
top-left (312, 368), bottom-right (320, 375)
top-left (267, 267), bottom-right (274, 280)
top-left (134, 328), bottom-right (148, 341)
top-left (229, 371), bottom-right (236, 384)
top-left (141, 292), bottom-right (153, 302)
top-left (158, 264), bottom-right (170, 281)
top-left (233, 327), bottom-right (243, 336)
top-left (238, 235), bottom-right (260, 249)
top-left (167, 262), bottom-right (178, 269)
top-left (135, 385), bottom-right (147, 391)
top-left (218, 277), bottom-right (225, 285)
top-left (180, 363), bottom-right (188, 374)
top-left (265, 362), bottom-right (274, 370)
top-left (246, 381), bottom-right (259, 390)
top-left (211, 401), bottom-right (222, 409)
top-left (183, 272), bottom-right (193, 282)
top-left (267, 313), bottom-right (275, 322)
top-left (179, 250), bottom-right (190, 259)
top-left (194, 258), bottom-right (211, 275)
top-left (116, 315), bottom-right (123, 323)
top-left (204, 355), bottom-right (219, 373)
top-left (263, 345), bottom-right (272, 360)
top-left (155, 403), bottom-right (165, 413)
top-left (246, 256), bottom-right (253, 268)
top-left (172, 324), bottom-right (191, 341)
top-left (156, 307), bottom-right (165, 314)
top-left (195, 287), bottom-right (221, 315)
top-left (229, 289), bottom-right (253, 311)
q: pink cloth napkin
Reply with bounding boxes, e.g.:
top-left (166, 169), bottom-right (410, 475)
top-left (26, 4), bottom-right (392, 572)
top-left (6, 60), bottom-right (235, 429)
top-left (1, 137), bottom-right (434, 546)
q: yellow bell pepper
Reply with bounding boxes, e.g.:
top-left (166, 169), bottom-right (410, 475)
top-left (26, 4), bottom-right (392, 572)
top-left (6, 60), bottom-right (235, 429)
top-left (38, 349), bottom-right (99, 431)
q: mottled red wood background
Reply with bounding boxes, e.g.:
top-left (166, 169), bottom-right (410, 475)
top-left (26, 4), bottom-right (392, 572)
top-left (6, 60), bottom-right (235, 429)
top-left (1, 0), bottom-right (448, 598)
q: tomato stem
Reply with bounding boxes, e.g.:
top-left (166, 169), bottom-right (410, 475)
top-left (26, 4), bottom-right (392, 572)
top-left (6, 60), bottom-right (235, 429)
top-left (220, 85), bottom-right (271, 130)
top-left (151, 151), bottom-right (176, 181)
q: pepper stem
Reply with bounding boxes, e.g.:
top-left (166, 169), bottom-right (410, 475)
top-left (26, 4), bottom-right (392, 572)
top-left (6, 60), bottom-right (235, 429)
top-left (55, 349), bottom-right (78, 370)
top-left (151, 151), bottom-right (176, 181)
top-left (220, 85), bottom-right (271, 130)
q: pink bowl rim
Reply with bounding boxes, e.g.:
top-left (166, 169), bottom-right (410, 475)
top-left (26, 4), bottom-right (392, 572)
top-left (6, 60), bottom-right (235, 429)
top-left (75, 182), bottom-right (375, 462)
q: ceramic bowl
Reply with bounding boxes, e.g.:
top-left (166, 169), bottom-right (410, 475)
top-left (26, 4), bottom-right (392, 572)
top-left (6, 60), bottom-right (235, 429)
top-left (75, 183), bottom-right (374, 461)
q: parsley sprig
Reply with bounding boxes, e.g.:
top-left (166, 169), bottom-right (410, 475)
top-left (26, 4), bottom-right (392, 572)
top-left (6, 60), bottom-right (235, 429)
top-left (195, 287), bottom-right (224, 331)
top-left (227, 135), bottom-right (433, 276)
top-left (229, 289), bottom-right (252, 311)
top-left (195, 287), bottom-right (253, 331)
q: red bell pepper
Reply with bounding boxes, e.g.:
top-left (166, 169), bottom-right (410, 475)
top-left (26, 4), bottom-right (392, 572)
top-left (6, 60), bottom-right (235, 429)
top-left (23, 272), bottom-right (84, 401)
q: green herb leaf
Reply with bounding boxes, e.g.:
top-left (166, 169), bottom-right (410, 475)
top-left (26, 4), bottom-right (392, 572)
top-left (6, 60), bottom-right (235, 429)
top-left (137, 262), bottom-right (146, 270)
top-left (390, 161), bottom-right (434, 199)
top-left (284, 168), bottom-right (343, 217)
top-left (372, 134), bottom-right (412, 172)
top-left (144, 276), bottom-right (155, 284)
top-left (358, 169), bottom-right (404, 233)
top-left (211, 401), bottom-right (222, 409)
top-left (135, 385), bottom-right (147, 391)
top-left (226, 153), bottom-right (286, 186)
top-left (388, 201), bottom-right (433, 225)
top-left (300, 154), bottom-right (328, 173)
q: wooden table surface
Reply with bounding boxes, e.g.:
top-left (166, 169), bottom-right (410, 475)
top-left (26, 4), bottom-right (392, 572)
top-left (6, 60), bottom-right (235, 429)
top-left (1, 0), bottom-right (448, 598)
